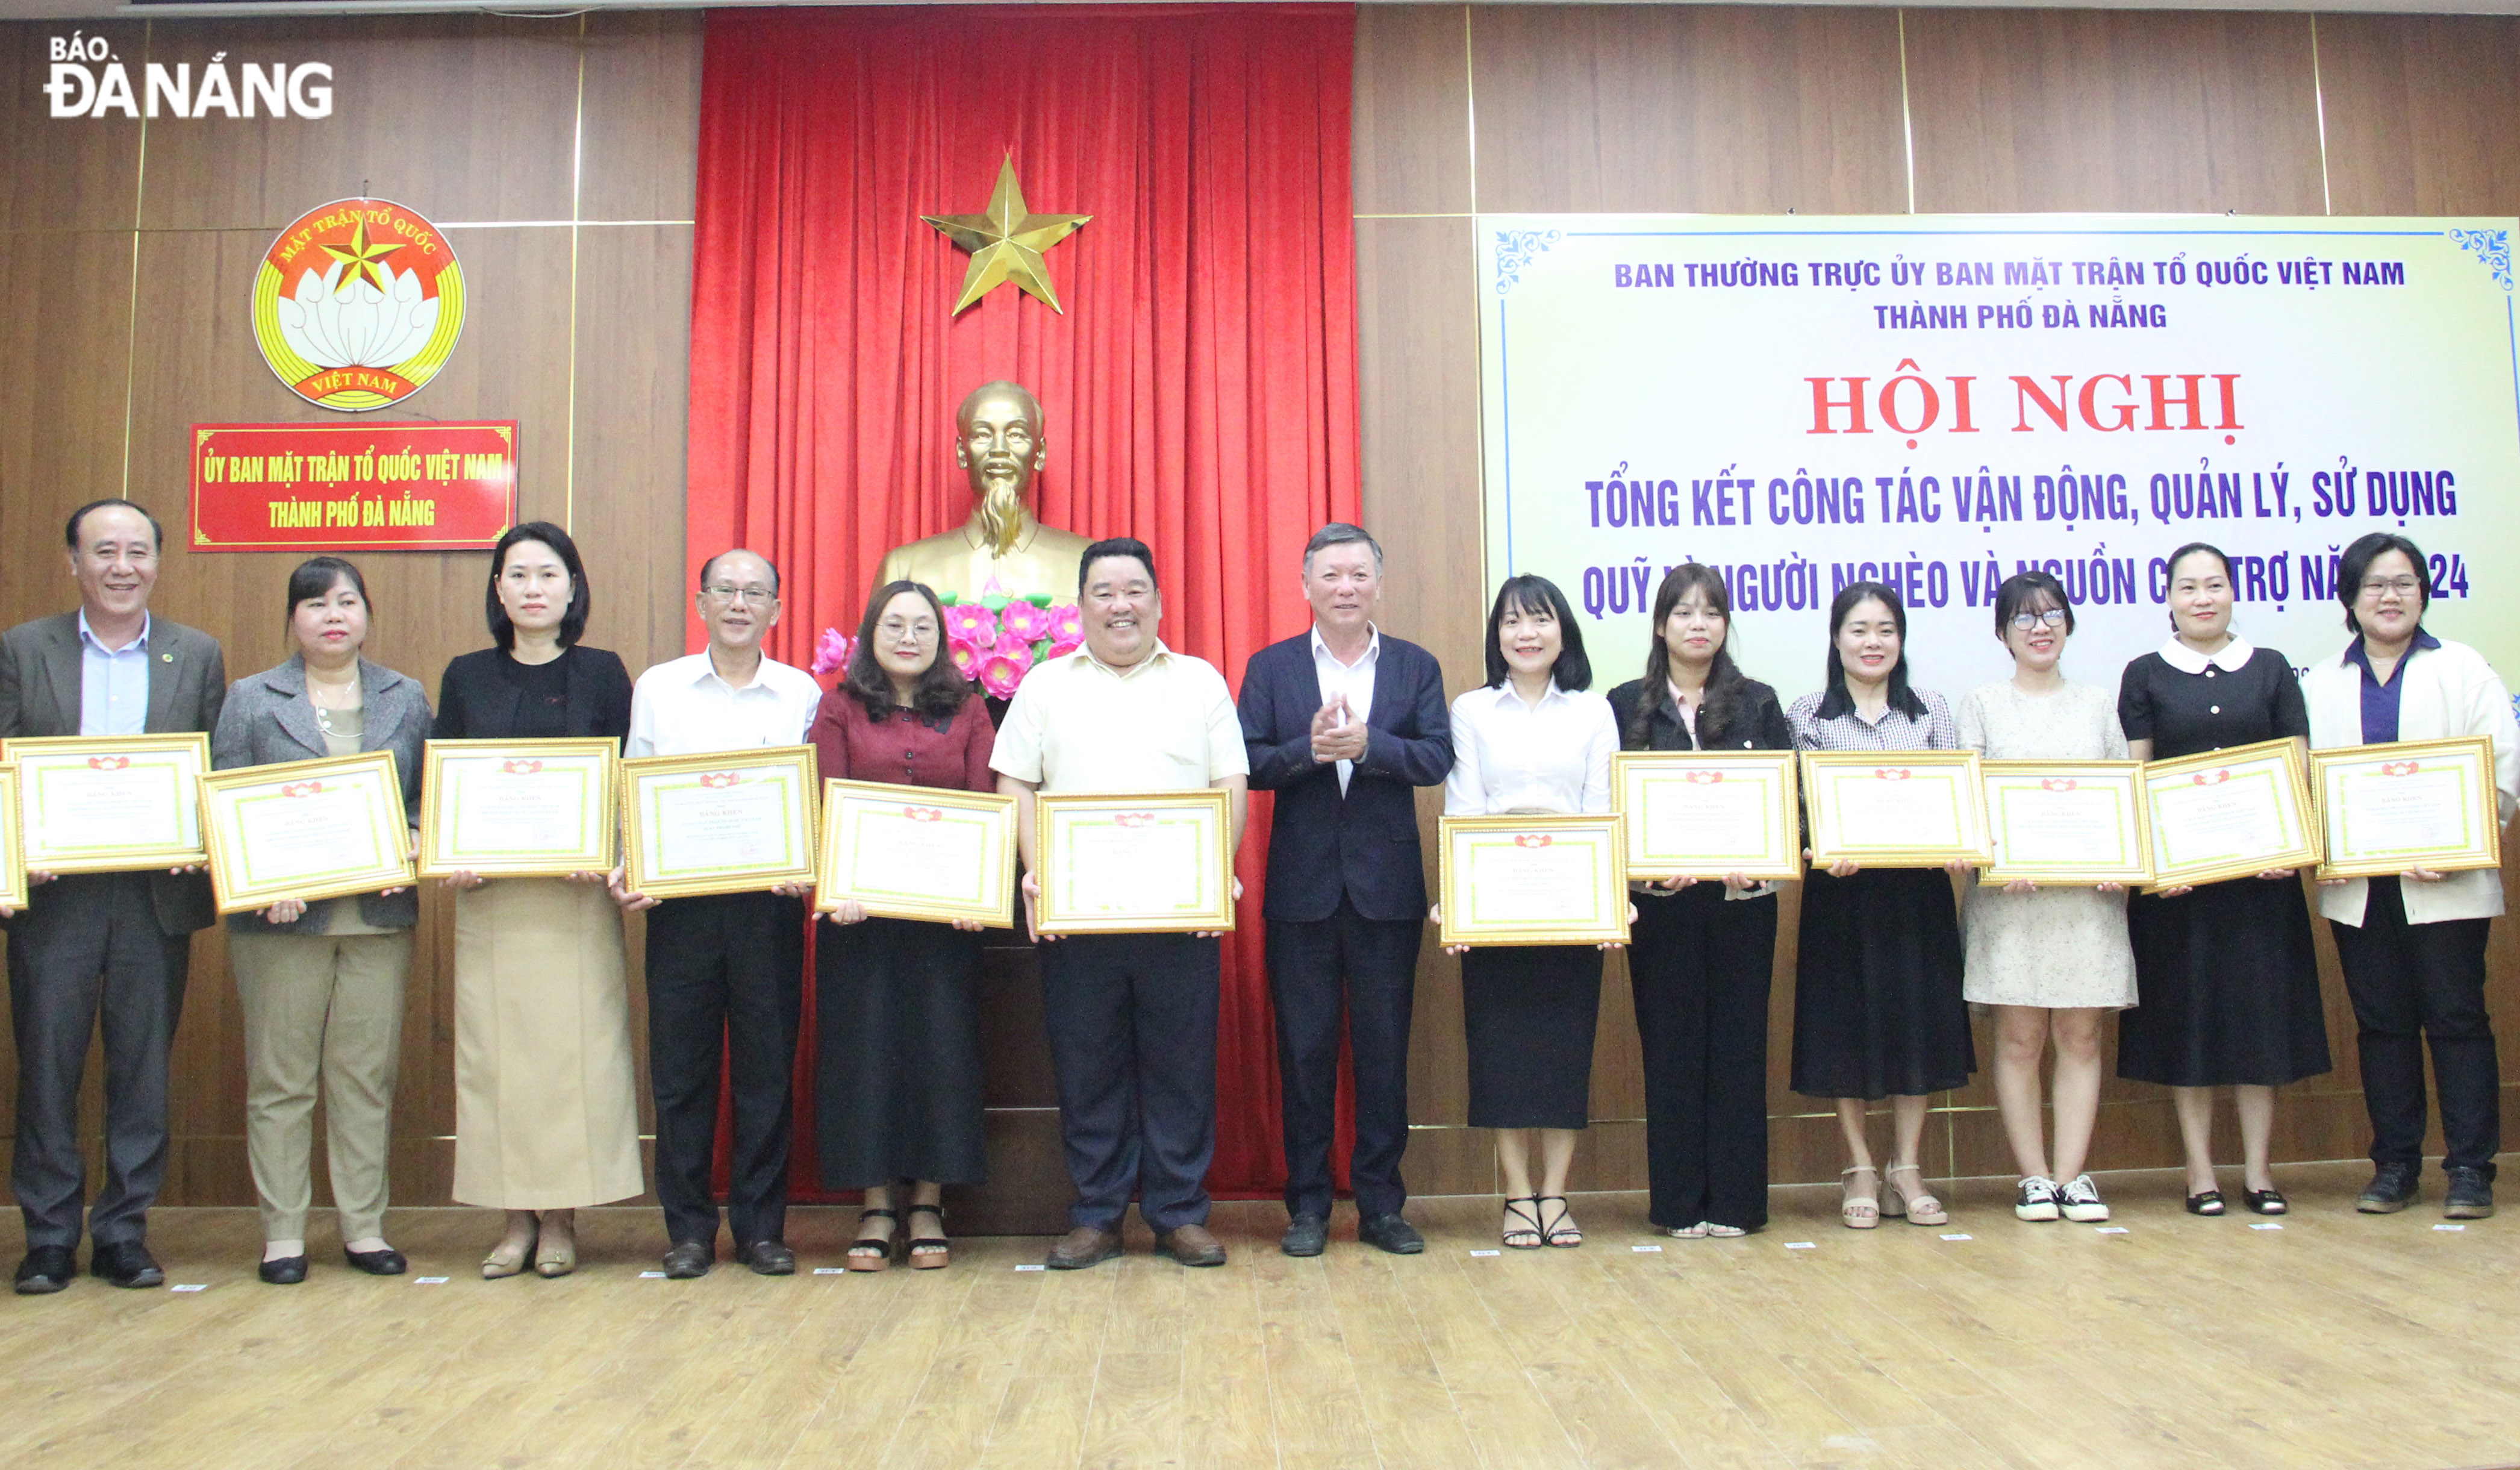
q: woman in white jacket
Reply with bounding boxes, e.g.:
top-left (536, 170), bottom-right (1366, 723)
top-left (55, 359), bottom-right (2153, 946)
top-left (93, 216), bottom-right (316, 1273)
top-left (2302, 532), bottom-right (2519, 1221)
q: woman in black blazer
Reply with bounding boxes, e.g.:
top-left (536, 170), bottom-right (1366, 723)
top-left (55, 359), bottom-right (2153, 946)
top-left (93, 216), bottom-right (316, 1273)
top-left (1607, 564), bottom-right (1792, 1239)
top-left (433, 522), bottom-right (644, 1278)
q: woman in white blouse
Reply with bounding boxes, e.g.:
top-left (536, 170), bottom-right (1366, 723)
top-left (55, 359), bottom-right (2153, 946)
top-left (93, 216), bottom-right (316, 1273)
top-left (1441, 575), bottom-right (1622, 1249)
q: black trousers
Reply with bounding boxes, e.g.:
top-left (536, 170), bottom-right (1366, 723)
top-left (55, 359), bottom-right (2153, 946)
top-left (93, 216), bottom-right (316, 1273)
top-left (5, 872), bottom-right (193, 1250)
top-left (644, 892), bottom-right (805, 1246)
top-left (2328, 877), bottom-right (2499, 1178)
top-left (1038, 933), bottom-right (1219, 1233)
top-left (1265, 898), bottom-right (1422, 1220)
top-left (1630, 885), bottom-right (1777, 1231)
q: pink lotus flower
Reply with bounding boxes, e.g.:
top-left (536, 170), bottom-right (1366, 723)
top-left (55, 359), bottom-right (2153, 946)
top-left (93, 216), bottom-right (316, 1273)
top-left (947, 636), bottom-right (984, 679)
top-left (1046, 602), bottom-right (1083, 643)
top-left (1000, 599), bottom-right (1053, 643)
top-left (977, 654), bottom-right (1026, 699)
top-left (944, 603), bottom-right (999, 647)
top-left (991, 631), bottom-right (1037, 677)
top-left (1043, 632), bottom-right (1084, 661)
top-left (809, 627), bottom-right (855, 678)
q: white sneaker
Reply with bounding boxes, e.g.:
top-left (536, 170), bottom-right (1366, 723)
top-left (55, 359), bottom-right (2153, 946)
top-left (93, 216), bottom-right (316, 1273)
top-left (2059, 1174), bottom-right (2110, 1222)
top-left (2013, 1175), bottom-right (2061, 1222)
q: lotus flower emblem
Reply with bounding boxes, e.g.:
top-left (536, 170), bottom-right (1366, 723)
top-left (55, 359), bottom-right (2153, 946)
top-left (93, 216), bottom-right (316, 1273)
top-left (700, 772), bottom-right (741, 789)
top-left (1514, 833), bottom-right (1553, 848)
top-left (86, 755), bottom-right (129, 771)
top-left (2192, 769), bottom-right (2230, 786)
top-left (903, 806), bottom-right (943, 822)
top-left (275, 257), bottom-right (441, 371)
top-left (281, 781), bottom-right (325, 798)
top-left (2040, 778), bottom-right (2079, 792)
top-left (1685, 771), bottom-right (1723, 785)
top-left (1115, 812), bottom-right (1155, 828)
top-left (2381, 760), bottom-right (2420, 777)
top-left (1874, 768), bottom-right (1911, 781)
top-left (499, 759), bottom-right (544, 775)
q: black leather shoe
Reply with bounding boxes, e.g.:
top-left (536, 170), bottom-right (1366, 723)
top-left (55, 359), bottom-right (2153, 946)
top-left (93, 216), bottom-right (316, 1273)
top-left (259, 1256), bottom-right (309, 1284)
top-left (740, 1239), bottom-right (797, 1275)
top-left (2359, 1162), bottom-right (2421, 1213)
top-left (91, 1240), bottom-right (164, 1289)
top-left (14, 1246), bottom-right (75, 1295)
top-left (1358, 1213), bottom-right (1426, 1256)
top-left (2445, 1166), bottom-right (2496, 1219)
top-left (345, 1245), bottom-right (407, 1276)
top-left (1280, 1213), bottom-right (1328, 1257)
top-left (662, 1240), bottom-right (713, 1279)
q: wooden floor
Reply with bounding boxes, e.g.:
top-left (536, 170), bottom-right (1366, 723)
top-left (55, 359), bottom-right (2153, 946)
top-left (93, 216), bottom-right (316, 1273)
top-left (0, 1160), bottom-right (2514, 1470)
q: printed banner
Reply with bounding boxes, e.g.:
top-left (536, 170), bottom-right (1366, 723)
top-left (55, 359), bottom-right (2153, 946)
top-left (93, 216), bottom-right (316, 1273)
top-left (1479, 215), bottom-right (2520, 700)
top-left (189, 421), bottom-right (518, 552)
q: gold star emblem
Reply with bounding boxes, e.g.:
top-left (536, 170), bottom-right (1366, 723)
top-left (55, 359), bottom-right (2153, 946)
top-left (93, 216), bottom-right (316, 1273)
top-left (922, 155), bottom-right (1090, 316)
top-left (320, 220), bottom-right (404, 297)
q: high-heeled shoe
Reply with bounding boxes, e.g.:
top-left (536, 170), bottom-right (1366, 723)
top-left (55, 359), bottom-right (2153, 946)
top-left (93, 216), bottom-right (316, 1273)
top-left (847, 1207), bottom-right (899, 1272)
top-left (1882, 1162), bottom-right (1949, 1226)
top-left (1841, 1166), bottom-right (1881, 1229)
top-left (482, 1237), bottom-right (535, 1280)
top-left (534, 1213), bottom-right (577, 1278)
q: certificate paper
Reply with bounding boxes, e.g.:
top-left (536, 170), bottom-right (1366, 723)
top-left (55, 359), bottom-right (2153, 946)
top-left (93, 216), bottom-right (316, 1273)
top-left (1979, 762), bottom-right (2152, 886)
top-left (1438, 813), bottom-right (1629, 947)
top-left (1801, 751), bottom-right (1992, 866)
top-left (0, 768), bottom-right (28, 910)
top-left (2311, 736), bottom-right (2503, 880)
top-left (2141, 737), bottom-right (2321, 889)
top-left (419, 739), bottom-right (617, 877)
top-left (1613, 751), bottom-right (1800, 881)
top-left (817, 779), bottom-right (1016, 927)
top-left (1034, 790), bottom-right (1235, 934)
top-left (621, 746), bottom-right (820, 899)
top-left (199, 751), bottom-right (416, 915)
top-left (4, 733), bottom-right (210, 873)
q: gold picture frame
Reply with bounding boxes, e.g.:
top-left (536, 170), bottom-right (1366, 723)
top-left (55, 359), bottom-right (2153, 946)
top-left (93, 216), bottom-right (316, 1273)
top-left (1034, 789), bottom-right (1236, 936)
top-left (619, 745), bottom-right (820, 901)
top-left (2141, 736), bottom-right (2321, 891)
top-left (198, 750), bottom-right (416, 916)
top-left (417, 738), bottom-right (619, 878)
top-left (1977, 760), bottom-right (2154, 886)
top-left (1801, 750), bottom-right (1992, 867)
top-left (0, 766), bottom-right (27, 910)
top-left (2310, 736), bottom-right (2503, 880)
top-left (1612, 750), bottom-right (1801, 882)
top-left (1437, 812), bottom-right (1629, 948)
top-left (3, 733), bottom-right (212, 874)
top-left (816, 778), bottom-right (1017, 927)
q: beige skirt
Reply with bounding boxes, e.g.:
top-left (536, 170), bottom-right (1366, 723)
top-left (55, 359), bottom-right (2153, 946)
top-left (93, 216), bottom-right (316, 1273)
top-left (451, 878), bottom-right (644, 1207)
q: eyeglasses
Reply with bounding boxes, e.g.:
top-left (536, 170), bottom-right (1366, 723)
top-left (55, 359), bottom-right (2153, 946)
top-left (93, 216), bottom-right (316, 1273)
top-left (876, 619), bottom-right (938, 642)
top-left (2358, 577), bottom-right (2422, 599)
top-left (702, 584), bottom-right (776, 606)
top-left (2009, 608), bottom-right (2069, 631)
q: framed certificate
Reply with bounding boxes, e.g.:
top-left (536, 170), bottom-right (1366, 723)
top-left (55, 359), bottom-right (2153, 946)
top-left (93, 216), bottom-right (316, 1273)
top-left (418, 739), bottom-right (619, 878)
top-left (1978, 761), bottom-right (2153, 886)
top-left (1034, 789), bottom-right (1236, 935)
top-left (2310, 736), bottom-right (2503, 880)
top-left (620, 746), bottom-right (820, 900)
top-left (4, 733), bottom-right (210, 873)
top-left (1801, 751), bottom-right (1992, 866)
top-left (2141, 737), bottom-right (2321, 890)
top-left (1613, 751), bottom-right (1800, 881)
top-left (198, 751), bottom-right (416, 915)
top-left (1437, 813), bottom-right (1629, 948)
top-left (817, 779), bottom-right (1017, 927)
top-left (0, 767), bottom-right (28, 910)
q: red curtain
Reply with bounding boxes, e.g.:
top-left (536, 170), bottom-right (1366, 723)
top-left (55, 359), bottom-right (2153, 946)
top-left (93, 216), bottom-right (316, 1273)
top-left (687, 4), bottom-right (1362, 1198)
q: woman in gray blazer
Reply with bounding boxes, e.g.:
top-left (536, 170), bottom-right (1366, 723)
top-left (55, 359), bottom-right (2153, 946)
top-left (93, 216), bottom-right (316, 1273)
top-left (211, 557), bottom-right (430, 1284)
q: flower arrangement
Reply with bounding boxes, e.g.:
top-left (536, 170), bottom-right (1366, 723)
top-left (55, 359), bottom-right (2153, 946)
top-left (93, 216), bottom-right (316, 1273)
top-left (810, 591), bottom-right (1084, 699)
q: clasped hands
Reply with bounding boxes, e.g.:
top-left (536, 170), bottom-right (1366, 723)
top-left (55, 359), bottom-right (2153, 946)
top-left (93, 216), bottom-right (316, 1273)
top-left (1309, 695), bottom-right (1367, 765)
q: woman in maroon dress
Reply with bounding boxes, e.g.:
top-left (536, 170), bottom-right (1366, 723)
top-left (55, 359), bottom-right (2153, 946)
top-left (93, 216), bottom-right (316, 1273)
top-left (808, 580), bottom-right (997, 1269)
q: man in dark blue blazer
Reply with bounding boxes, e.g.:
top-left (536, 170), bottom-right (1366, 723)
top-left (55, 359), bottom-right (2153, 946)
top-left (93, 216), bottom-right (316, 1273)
top-left (1240, 524), bottom-right (1452, 1256)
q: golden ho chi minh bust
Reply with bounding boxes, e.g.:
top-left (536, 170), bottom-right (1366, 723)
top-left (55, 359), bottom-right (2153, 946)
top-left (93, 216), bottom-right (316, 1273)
top-left (874, 380), bottom-right (1093, 604)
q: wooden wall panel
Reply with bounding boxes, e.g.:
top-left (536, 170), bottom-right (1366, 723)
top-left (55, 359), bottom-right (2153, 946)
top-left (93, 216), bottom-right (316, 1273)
top-left (580, 10), bottom-right (706, 224)
top-left (2317, 14), bottom-right (2520, 217)
top-left (568, 220), bottom-right (695, 671)
top-left (1904, 8), bottom-right (2325, 215)
top-left (0, 229), bottom-right (137, 631)
top-left (0, 20), bottom-right (145, 233)
top-left (1352, 5), bottom-right (1471, 217)
top-left (1471, 5), bottom-right (1909, 216)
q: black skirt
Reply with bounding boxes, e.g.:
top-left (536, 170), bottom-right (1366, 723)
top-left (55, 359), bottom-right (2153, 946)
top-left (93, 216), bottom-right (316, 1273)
top-left (1462, 944), bottom-right (1603, 1130)
top-left (814, 917), bottom-right (988, 1187)
top-left (2117, 877), bottom-right (2331, 1087)
top-left (1790, 866), bottom-right (1973, 1099)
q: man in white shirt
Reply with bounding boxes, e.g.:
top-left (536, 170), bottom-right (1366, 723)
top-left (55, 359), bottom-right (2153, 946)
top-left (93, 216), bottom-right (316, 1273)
top-left (617, 549), bottom-right (823, 1280)
top-left (993, 537), bottom-right (1249, 1269)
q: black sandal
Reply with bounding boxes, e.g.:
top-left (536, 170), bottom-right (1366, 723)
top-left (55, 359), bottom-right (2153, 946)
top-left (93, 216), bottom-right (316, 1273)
top-left (1500, 1196), bottom-right (1544, 1250)
top-left (2242, 1187), bottom-right (2288, 1216)
top-left (2185, 1190), bottom-right (2225, 1216)
top-left (847, 1207), bottom-right (898, 1271)
top-left (905, 1201), bottom-right (950, 1270)
top-left (1536, 1195), bottom-right (1583, 1248)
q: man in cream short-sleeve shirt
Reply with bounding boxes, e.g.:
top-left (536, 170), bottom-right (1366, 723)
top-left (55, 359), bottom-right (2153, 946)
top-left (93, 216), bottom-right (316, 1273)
top-left (994, 537), bottom-right (1248, 1269)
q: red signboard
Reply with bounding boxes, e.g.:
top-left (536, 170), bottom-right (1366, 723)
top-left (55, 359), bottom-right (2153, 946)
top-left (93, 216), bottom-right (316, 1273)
top-left (188, 421), bottom-right (518, 552)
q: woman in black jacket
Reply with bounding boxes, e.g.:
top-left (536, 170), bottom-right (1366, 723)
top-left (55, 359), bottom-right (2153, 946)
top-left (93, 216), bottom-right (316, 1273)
top-left (1606, 564), bottom-right (1791, 1237)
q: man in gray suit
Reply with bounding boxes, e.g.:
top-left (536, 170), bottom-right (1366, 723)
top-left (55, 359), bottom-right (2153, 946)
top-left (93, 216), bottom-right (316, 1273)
top-left (0, 499), bottom-right (225, 1292)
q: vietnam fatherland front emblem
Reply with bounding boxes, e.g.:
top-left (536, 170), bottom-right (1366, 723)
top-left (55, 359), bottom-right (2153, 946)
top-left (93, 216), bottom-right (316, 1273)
top-left (251, 197), bottom-right (466, 411)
